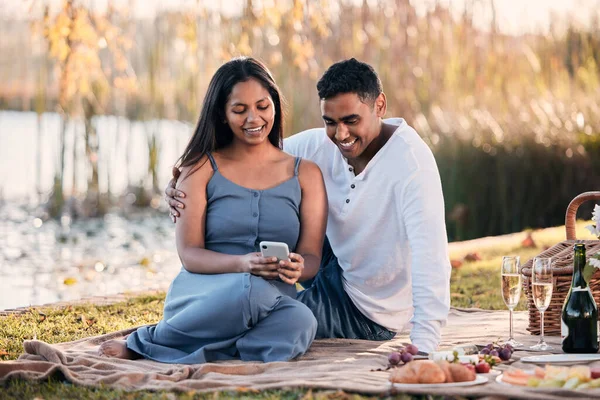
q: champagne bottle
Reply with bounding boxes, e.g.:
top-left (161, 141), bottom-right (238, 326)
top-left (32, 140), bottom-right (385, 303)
top-left (561, 244), bottom-right (599, 353)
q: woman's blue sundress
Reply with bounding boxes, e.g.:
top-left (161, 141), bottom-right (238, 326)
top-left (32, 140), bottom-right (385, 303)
top-left (125, 153), bottom-right (317, 364)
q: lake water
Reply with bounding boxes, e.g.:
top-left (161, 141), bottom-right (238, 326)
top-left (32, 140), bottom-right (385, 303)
top-left (0, 111), bottom-right (192, 310)
top-left (0, 111), bottom-right (192, 201)
top-left (0, 201), bottom-right (181, 310)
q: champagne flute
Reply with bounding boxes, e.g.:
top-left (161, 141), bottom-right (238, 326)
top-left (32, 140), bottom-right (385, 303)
top-left (530, 257), bottom-right (553, 350)
top-left (501, 256), bottom-right (523, 347)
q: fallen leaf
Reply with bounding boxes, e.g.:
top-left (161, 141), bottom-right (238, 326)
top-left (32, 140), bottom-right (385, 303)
top-left (63, 277), bottom-right (77, 286)
top-left (463, 252), bottom-right (482, 262)
top-left (235, 387), bottom-right (259, 393)
top-left (325, 390), bottom-right (348, 399)
top-left (139, 257), bottom-right (151, 267)
top-left (521, 232), bottom-right (536, 248)
top-left (0, 349), bottom-right (9, 356)
top-left (450, 259), bottom-right (463, 269)
top-left (80, 315), bottom-right (97, 327)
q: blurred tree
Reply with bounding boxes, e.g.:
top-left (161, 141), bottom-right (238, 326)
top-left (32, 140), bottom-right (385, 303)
top-left (36, 0), bottom-right (135, 217)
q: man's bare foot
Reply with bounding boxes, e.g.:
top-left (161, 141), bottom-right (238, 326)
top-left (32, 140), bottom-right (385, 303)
top-left (98, 339), bottom-right (141, 359)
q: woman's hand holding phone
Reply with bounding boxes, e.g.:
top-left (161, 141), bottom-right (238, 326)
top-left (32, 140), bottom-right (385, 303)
top-left (277, 253), bottom-right (304, 285)
top-left (239, 253), bottom-right (280, 279)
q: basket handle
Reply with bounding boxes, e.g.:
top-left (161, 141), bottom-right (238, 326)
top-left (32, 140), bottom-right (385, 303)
top-left (565, 191), bottom-right (600, 240)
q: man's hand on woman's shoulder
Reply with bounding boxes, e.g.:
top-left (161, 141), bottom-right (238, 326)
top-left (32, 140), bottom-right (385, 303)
top-left (165, 166), bottom-right (185, 222)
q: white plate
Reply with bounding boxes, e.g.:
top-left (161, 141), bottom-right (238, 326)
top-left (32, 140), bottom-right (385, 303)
top-left (391, 374), bottom-right (488, 388)
top-left (521, 354), bottom-right (600, 364)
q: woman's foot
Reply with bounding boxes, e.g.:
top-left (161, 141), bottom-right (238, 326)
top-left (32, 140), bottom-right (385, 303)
top-left (98, 339), bottom-right (140, 359)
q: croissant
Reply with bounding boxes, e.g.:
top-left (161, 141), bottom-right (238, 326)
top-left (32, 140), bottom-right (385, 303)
top-left (390, 361), bottom-right (477, 384)
top-left (436, 360), bottom-right (454, 383)
top-left (444, 362), bottom-right (476, 382)
top-left (389, 361), bottom-right (446, 384)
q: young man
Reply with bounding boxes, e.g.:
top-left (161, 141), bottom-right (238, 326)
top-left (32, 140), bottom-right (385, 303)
top-left (166, 59), bottom-right (451, 352)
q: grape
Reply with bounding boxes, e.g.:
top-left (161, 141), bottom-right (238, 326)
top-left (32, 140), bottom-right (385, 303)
top-left (475, 361), bottom-right (491, 373)
top-left (504, 344), bottom-right (513, 351)
top-left (405, 344), bottom-right (419, 355)
top-left (388, 352), bottom-right (401, 365)
top-left (499, 348), bottom-right (512, 361)
top-left (484, 344), bottom-right (493, 350)
top-left (489, 350), bottom-right (499, 357)
top-left (400, 352), bottom-right (413, 363)
top-left (479, 348), bottom-right (490, 355)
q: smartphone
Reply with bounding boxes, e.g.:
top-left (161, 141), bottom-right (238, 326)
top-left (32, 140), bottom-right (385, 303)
top-left (260, 241), bottom-right (290, 261)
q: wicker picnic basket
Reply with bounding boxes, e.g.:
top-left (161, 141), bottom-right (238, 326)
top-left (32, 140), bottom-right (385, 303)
top-left (521, 191), bottom-right (600, 336)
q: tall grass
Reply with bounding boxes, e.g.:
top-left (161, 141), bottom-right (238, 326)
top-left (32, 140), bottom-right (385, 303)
top-left (0, 1), bottom-right (597, 236)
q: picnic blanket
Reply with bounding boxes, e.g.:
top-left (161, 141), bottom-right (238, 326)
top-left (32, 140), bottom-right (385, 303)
top-left (2, 308), bottom-right (600, 399)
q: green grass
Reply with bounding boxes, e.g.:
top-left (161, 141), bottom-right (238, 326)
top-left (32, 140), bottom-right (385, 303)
top-left (0, 380), bottom-right (431, 400)
top-left (449, 221), bottom-right (597, 310)
top-left (1, 221), bottom-right (597, 399)
top-left (0, 294), bottom-right (165, 361)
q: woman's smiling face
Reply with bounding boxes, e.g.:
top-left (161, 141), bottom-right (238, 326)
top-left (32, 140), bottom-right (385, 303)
top-left (225, 78), bottom-right (276, 146)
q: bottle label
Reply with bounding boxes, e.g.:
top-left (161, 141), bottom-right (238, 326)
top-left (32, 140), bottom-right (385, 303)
top-left (561, 318), bottom-right (569, 343)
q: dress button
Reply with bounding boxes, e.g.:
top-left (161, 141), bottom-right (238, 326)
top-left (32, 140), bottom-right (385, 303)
top-left (253, 192), bottom-right (258, 197)
top-left (346, 199), bottom-right (350, 204)
top-left (253, 212), bottom-right (258, 217)
top-left (349, 167), bottom-right (353, 172)
top-left (351, 184), bottom-right (355, 189)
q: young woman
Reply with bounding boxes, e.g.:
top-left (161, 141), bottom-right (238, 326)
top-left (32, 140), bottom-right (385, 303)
top-left (99, 57), bottom-right (328, 363)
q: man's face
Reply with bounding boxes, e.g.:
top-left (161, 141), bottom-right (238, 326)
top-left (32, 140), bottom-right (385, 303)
top-left (320, 92), bottom-right (384, 160)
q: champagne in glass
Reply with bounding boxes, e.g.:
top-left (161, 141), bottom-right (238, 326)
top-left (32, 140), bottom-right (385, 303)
top-left (532, 282), bottom-right (552, 311)
top-left (502, 273), bottom-right (521, 309)
top-left (531, 257), bottom-right (553, 350)
top-left (501, 256), bottom-right (522, 347)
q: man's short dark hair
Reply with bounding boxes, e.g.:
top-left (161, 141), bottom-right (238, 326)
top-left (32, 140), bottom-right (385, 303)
top-left (316, 58), bottom-right (383, 104)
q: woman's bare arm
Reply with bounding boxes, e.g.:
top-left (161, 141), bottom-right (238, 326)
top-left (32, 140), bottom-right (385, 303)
top-left (175, 158), bottom-right (249, 274)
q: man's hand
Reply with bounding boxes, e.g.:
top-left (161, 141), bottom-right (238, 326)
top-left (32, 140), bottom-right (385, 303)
top-left (239, 253), bottom-right (280, 279)
top-left (277, 253), bottom-right (304, 285)
top-left (166, 167), bottom-right (185, 222)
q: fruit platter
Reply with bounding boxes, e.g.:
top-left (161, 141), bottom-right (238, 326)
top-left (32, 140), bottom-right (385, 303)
top-left (497, 365), bottom-right (600, 390)
top-left (386, 342), bottom-right (516, 388)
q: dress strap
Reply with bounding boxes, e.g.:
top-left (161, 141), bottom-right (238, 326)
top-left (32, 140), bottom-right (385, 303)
top-left (293, 157), bottom-right (302, 176)
top-left (206, 152), bottom-right (218, 171)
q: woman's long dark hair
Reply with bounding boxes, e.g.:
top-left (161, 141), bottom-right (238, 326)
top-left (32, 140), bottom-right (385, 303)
top-left (176, 57), bottom-right (285, 173)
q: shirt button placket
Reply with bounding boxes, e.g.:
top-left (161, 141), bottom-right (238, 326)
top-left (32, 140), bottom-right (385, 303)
top-left (251, 191), bottom-right (260, 245)
top-left (340, 165), bottom-right (355, 214)
top-left (346, 183), bottom-right (356, 204)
